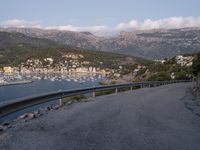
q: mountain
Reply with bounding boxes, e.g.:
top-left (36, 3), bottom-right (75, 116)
top-left (110, 28), bottom-right (200, 59)
top-left (0, 31), bottom-right (60, 49)
top-left (1, 27), bottom-right (200, 59)
top-left (0, 31), bottom-right (149, 70)
top-left (0, 28), bottom-right (102, 50)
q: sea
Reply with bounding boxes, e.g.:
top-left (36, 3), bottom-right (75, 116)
top-left (0, 74), bottom-right (104, 121)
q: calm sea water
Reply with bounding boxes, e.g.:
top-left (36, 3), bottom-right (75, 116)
top-left (0, 77), bottom-right (102, 121)
top-left (0, 78), bottom-right (101, 103)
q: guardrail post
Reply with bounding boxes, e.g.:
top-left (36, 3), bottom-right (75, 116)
top-left (59, 98), bottom-right (63, 106)
top-left (115, 88), bottom-right (118, 94)
top-left (92, 91), bottom-right (95, 98)
top-left (130, 86), bottom-right (133, 91)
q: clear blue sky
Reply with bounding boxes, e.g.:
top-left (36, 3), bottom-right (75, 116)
top-left (0, 0), bottom-right (200, 26)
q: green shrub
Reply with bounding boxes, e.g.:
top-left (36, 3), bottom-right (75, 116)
top-left (192, 52), bottom-right (200, 76)
top-left (63, 94), bottom-right (87, 104)
top-left (99, 80), bottom-right (116, 86)
top-left (147, 72), bottom-right (171, 81)
top-left (95, 90), bottom-right (114, 96)
top-left (175, 71), bottom-right (190, 80)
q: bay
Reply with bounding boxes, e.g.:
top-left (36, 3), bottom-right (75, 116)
top-left (0, 75), bottom-right (103, 122)
top-left (0, 78), bottom-right (101, 103)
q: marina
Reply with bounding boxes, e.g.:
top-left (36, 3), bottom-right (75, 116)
top-left (0, 73), bottom-right (104, 103)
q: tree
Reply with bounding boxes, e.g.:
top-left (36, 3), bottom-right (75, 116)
top-left (175, 71), bottom-right (190, 80)
top-left (192, 52), bottom-right (200, 76)
top-left (147, 72), bottom-right (171, 81)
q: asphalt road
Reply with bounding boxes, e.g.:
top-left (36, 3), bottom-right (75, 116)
top-left (1, 82), bottom-right (200, 150)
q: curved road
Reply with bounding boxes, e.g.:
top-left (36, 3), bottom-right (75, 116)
top-left (1, 83), bottom-right (200, 150)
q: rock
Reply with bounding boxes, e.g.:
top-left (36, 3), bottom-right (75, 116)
top-left (34, 110), bottom-right (39, 115)
top-left (33, 110), bottom-right (40, 117)
top-left (19, 113), bottom-right (27, 119)
top-left (2, 121), bottom-right (10, 126)
top-left (67, 101), bottom-right (72, 105)
top-left (26, 113), bottom-right (35, 120)
top-left (45, 106), bottom-right (51, 112)
top-left (0, 125), bottom-right (4, 132)
top-left (38, 108), bottom-right (46, 114)
top-left (53, 105), bottom-right (60, 110)
top-left (7, 125), bottom-right (12, 129)
top-left (18, 112), bottom-right (39, 120)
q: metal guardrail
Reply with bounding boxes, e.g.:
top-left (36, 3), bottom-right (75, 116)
top-left (0, 80), bottom-right (193, 117)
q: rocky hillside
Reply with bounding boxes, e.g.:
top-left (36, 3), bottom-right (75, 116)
top-left (0, 31), bottom-right (60, 48)
top-left (1, 27), bottom-right (200, 59)
top-left (0, 31), bottom-right (149, 73)
top-left (0, 28), bottom-right (102, 50)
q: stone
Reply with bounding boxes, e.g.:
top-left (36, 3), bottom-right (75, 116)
top-left (26, 113), bottom-right (35, 120)
top-left (67, 101), bottom-right (72, 105)
top-left (38, 108), bottom-right (46, 114)
top-left (7, 125), bottom-right (12, 129)
top-left (45, 106), bottom-right (51, 112)
top-left (33, 111), bottom-right (40, 117)
top-left (53, 105), bottom-right (60, 110)
top-left (34, 110), bottom-right (39, 114)
top-left (0, 125), bottom-right (4, 132)
top-left (19, 114), bottom-right (27, 119)
top-left (2, 121), bottom-right (10, 126)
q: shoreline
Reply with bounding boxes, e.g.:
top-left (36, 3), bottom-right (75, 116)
top-left (0, 80), bottom-right (33, 87)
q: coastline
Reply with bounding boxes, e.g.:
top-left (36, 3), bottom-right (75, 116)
top-left (0, 80), bottom-right (33, 87)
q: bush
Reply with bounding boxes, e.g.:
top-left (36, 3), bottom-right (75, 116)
top-left (147, 72), bottom-right (171, 81)
top-left (192, 52), bottom-right (200, 76)
top-left (95, 90), bottom-right (114, 97)
top-left (99, 80), bottom-right (116, 86)
top-left (175, 71), bottom-right (190, 80)
top-left (63, 94), bottom-right (87, 104)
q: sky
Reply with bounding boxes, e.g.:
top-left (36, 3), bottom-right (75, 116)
top-left (1, 0), bottom-right (200, 36)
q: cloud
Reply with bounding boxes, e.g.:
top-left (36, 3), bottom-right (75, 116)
top-left (45, 25), bottom-right (112, 36)
top-left (115, 16), bottom-right (200, 31)
top-left (1, 17), bottom-right (200, 36)
top-left (139, 17), bottom-right (200, 29)
top-left (0, 19), bottom-right (41, 28)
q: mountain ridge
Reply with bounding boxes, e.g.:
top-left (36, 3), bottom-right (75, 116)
top-left (1, 27), bottom-right (200, 59)
top-left (0, 31), bottom-right (149, 69)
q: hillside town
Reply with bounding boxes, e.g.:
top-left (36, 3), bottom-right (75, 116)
top-left (0, 54), bottom-right (195, 85)
top-left (0, 54), bottom-right (108, 75)
top-left (0, 53), bottom-right (126, 84)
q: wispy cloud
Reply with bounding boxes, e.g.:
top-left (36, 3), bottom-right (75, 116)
top-left (1, 17), bottom-right (200, 36)
top-left (0, 19), bottom-right (41, 28)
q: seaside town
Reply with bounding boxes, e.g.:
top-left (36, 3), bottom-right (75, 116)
top-left (0, 54), bottom-right (194, 85)
top-left (0, 52), bottom-right (130, 85)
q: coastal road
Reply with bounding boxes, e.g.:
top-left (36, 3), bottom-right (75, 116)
top-left (1, 82), bottom-right (200, 150)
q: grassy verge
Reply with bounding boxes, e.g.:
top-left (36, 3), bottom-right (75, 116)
top-left (63, 94), bottom-right (87, 104)
top-left (95, 90), bottom-right (115, 97)
top-left (62, 85), bottom-right (141, 105)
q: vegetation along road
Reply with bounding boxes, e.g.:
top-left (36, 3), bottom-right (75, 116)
top-left (1, 82), bottom-right (200, 150)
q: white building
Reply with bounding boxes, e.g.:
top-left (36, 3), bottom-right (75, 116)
top-left (175, 55), bottom-right (193, 66)
top-left (44, 58), bottom-right (54, 65)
